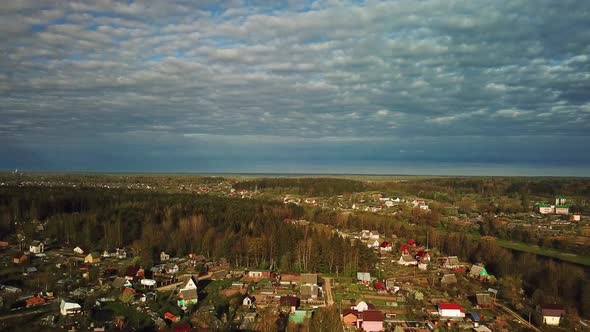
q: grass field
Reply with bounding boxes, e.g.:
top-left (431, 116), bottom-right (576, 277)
top-left (495, 239), bottom-right (590, 267)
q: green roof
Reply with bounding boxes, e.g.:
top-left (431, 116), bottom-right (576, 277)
top-left (537, 203), bottom-right (552, 207)
top-left (556, 205), bottom-right (570, 208)
top-left (480, 268), bottom-right (489, 277)
top-left (556, 195), bottom-right (567, 198)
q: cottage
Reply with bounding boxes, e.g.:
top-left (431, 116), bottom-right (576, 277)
top-left (469, 265), bottom-right (489, 280)
top-left (399, 244), bottom-right (410, 255)
top-left (164, 263), bottom-right (179, 274)
top-left (357, 272), bottom-right (371, 284)
top-left (112, 277), bottom-right (131, 289)
top-left (571, 214), bottom-right (582, 222)
top-left (301, 284), bottom-right (319, 300)
top-left (84, 253), bottom-right (101, 264)
top-left (164, 312), bottom-right (179, 323)
top-left (555, 195), bottom-right (567, 205)
top-left (279, 296), bottom-right (300, 313)
top-left (415, 250), bottom-right (431, 262)
top-left (124, 266), bottom-right (141, 281)
top-left (301, 273), bottom-right (318, 285)
top-left (29, 241), bottom-right (44, 254)
top-left (367, 239), bottom-right (380, 249)
top-left (476, 293), bottom-right (493, 309)
top-left (398, 254), bottom-right (417, 266)
top-left (115, 248), bottom-right (127, 259)
top-left (140, 279), bottom-right (157, 288)
top-left (242, 295), bottom-right (256, 307)
top-left (160, 251), bottom-right (170, 262)
top-left (379, 241), bottom-right (392, 252)
top-left (73, 246), bottom-right (86, 255)
top-left (555, 205), bottom-right (570, 215)
top-left (537, 203), bottom-right (554, 214)
top-left (60, 299), bottom-right (82, 316)
top-left (177, 276), bottom-right (198, 308)
top-left (438, 303), bottom-right (465, 318)
top-left (247, 270), bottom-right (271, 279)
top-left (441, 274), bottom-right (457, 285)
top-left (369, 231), bottom-right (380, 240)
top-left (342, 309), bottom-right (360, 326)
top-left (356, 310), bottom-right (384, 332)
top-left (541, 304), bottom-right (565, 326)
top-left (443, 256), bottom-right (461, 269)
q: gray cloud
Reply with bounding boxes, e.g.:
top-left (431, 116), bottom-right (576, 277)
top-left (1, 0), bottom-right (590, 173)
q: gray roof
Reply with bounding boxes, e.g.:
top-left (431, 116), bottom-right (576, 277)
top-left (112, 277), bottom-right (126, 289)
top-left (476, 293), bottom-right (492, 305)
top-left (301, 273), bottom-right (317, 285)
top-left (441, 274), bottom-right (457, 284)
top-left (180, 288), bottom-right (198, 301)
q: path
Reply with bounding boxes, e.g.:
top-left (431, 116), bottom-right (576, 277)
top-left (496, 303), bottom-right (541, 332)
top-left (324, 277), bottom-right (334, 306)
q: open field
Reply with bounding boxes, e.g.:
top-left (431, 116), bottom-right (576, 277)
top-left (495, 239), bottom-right (590, 267)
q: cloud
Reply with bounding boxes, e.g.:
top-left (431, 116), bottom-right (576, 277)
top-left (1, 0), bottom-right (590, 173)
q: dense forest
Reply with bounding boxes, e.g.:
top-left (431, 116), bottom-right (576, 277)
top-left (0, 187), bottom-right (376, 276)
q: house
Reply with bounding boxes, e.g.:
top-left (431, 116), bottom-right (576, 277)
top-left (541, 304), bottom-right (565, 326)
top-left (373, 281), bottom-right (386, 292)
top-left (415, 250), bottom-right (431, 262)
top-left (243, 295), bottom-right (255, 307)
top-left (112, 277), bottom-right (130, 289)
top-left (379, 241), bottom-right (392, 252)
top-left (101, 250), bottom-right (111, 258)
top-left (555, 195), bottom-right (567, 205)
top-left (301, 273), bottom-right (318, 285)
top-left (0, 241), bottom-right (9, 249)
top-left (60, 299), bottom-right (82, 316)
top-left (13, 252), bottom-right (28, 264)
top-left (385, 278), bottom-right (399, 292)
top-left (115, 248), bottom-right (127, 259)
top-left (124, 266), bottom-right (141, 281)
top-left (352, 300), bottom-right (374, 312)
top-left (361, 230), bottom-right (371, 239)
top-left (165, 263), bottom-right (179, 274)
top-left (247, 270), bottom-right (271, 279)
top-left (441, 274), bottom-right (458, 285)
top-left (29, 241), bottom-right (44, 254)
top-left (443, 256), bottom-right (461, 269)
top-left (357, 272), bottom-right (371, 284)
top-left (398, 254), bottom-right (417, 266)
top-left (356, 309), bottom-right (384, 332)
top-left (438, 303), bottom-right (465, 318)
top-left (164, 312), bottom-right (179, 323)
top-left (25, 296), bottom-right (46, 307)
top-left (279, 296), bottom-right (300, 313)
top-left (571, 214), bottom-right (582, 222)
top-left (177, 276), bottom-right (198, 307)
top-left (73, 246), bottom-right (86, 255)
top-left (84, 253), bottom-right (101, 264)
top-left (300, 284), bottom-right (319, 300)
top-left (160, 251), bottom-right (170, 262)
top-left (537, 203), bottom-right (555, 214)
top-left (367, 239), bottom-right (380, 248)
top-left (476, 293), bottom-right (493, 309)
top-left (342, 309), bottom-right (360, 326)
top-left (399, 244), bottom-right (410, 255)
top-left (469, 265), bottom-right (489, 280)
top-left (140, 279), bottom-right (157, 288)
top-left (555, 205), bottom-right (570, 215)
top-left (369, 231), bottom-right (380, 240)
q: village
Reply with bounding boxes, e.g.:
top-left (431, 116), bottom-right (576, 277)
top-left (0, 174), bottom-right (588, 331)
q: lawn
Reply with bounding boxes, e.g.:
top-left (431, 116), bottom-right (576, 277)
top-left (495, 239), bottom-right (590, 267)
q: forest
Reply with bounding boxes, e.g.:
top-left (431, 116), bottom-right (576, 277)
top-left (0, 186), bottom-right (376, 276)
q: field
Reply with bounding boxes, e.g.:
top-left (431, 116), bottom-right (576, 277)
top-left (496, 239), bottom-right (590, 267)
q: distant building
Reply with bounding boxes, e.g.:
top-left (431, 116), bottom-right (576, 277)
top-left (537, 203), bottom-right (555, 214)
top-left (555, 195), bottom-right (567, 206)
top-left (438, 303), bottom-right (465, 318)
top-left (29, 241), bottom-right (44, 254)
top-left (60, 300), bottom-right (82, 316)
top-left (555, 205), bottom-right (570, 215)
top-left (177, 276), bottom-right (198, 308)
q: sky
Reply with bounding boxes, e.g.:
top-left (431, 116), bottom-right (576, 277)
top-left (1, 0), bottom-right (590, 176)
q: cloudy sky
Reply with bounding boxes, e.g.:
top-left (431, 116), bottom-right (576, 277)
top-left (1, 0), bottom-right (589, 175)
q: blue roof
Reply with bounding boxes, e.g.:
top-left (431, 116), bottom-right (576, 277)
top-left (469, 312), bottom-right (481, 321)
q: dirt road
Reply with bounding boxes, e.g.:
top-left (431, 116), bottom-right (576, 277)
top-left (496, 303), bottom-right (541, 332)
top-left (324, 277), bottom-right (334, 306)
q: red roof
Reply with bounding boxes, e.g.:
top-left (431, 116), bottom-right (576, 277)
top-left (164, 312), bottom-right (177, 321)
top-left (439, 303), bottom-right (465, 312)
top-left (361, 310), bottom-right (384, 322)
top-left (407, 239), bottom-right (416, 245)
top-left (380, 241), bottom-right (391, 248)
top-left (373, 281), bottom-right (386, 290)
top-left (399, 244), bottom-right (410, 252)
top-left (416, 250), bottom-right (430, 257)
top-left (122, 287), bottom-right (135, 296)
top-left (173, 325), bottom-right (192, 332)
top-left (342, 309), bottom-right (359, 318)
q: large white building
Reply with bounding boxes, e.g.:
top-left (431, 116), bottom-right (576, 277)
top-left (438, 303), bottom-right (465, 318)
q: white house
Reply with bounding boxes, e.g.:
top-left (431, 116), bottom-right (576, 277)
top-left (398, 255), bottom-right (417, 266)
top-left (73, 246), bottom-right (85, 255)
top-left (367, 240), bottom-right (380, 249)
top-left (140, 279), bottom-right (157, 288)
top-left (541, 305), bottom-right (565, 326)
top-left (60, 299), bottom-right (82, 316)
top-left (177, 276), bottom-right (198, 307)
top-left (369, 231), bottom-right (380, 240)
top-left (29, 241), bottom-right (44, 254)
top-left (438, 303), bottom-right (465, 318)
top-left (165, 264), bottom-right (179, 274)
top-left (353, 300), bottom-right (370, 312)
top-left (160, 251), bottom-right (170, 262)
top-left (243, 295), bottom-right (255, 307)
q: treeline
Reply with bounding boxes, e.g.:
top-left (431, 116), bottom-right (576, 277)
top-left (0, 187), bottom-right (376, 276)
top-left (233, 178), bottom-right (367, 196)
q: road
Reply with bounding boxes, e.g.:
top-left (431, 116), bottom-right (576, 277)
top-left (323, 277), bottom-right (334, 306)
top-left (496, 303), bottom-right (541, 332)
